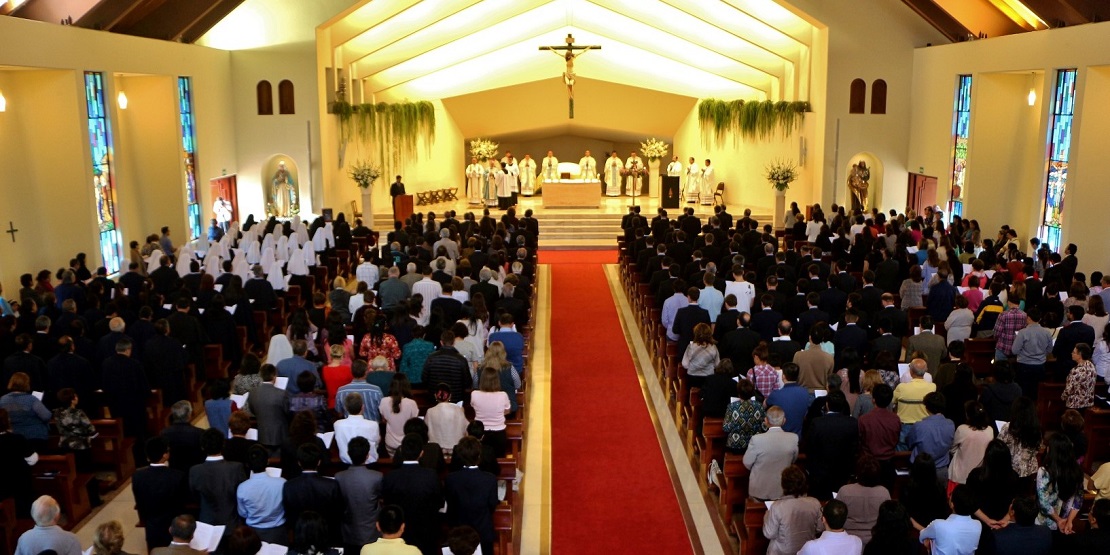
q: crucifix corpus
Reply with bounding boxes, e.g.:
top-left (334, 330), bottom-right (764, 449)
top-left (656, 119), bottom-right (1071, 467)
top-left (539, 33), bottom-right (600, 119)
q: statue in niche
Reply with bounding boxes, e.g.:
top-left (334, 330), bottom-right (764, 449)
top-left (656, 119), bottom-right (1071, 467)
top-left (848, 160), bottom-right (871, 212)
top-left (270, 161), bottom-right (298, 217)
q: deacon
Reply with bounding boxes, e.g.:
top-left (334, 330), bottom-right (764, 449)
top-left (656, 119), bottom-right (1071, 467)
top-left (685, 157), bottom-right (701, 203)
top-left (541, 150), bottom-right (559, 185)
top-left (701, 159), bottom-right (715, 205)
top-left (496, 162), bottom-right (514, 210)
top-left (519, 154), bottom-right (537, 197)
top-left (625, 151), bottom-right (645, 197)
top-left (466, 157), bottom-right (485, 205)
top-left (579, 150), bottom-right (598, 181)
top-left (504, 155), bottom-right (520, 205)
top-left (667, 156), bottom-right (683, 177)
top-left (605, 151), bottom-right (623, 197)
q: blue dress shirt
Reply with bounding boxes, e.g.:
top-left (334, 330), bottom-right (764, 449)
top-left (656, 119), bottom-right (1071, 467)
top-left (275, 357), bottom-right (321, 393)
top-left (908, 413), bottom-right (955, 468)
top-left (237, 472), bottom-right (286, 529)
top-left (765, 383), bottom-right (813, 436)
top-left (919, 514), bottom-right (981, 555)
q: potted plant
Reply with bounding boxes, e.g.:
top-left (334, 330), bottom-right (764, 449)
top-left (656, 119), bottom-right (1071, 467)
top-left (765, 159), bottom-right (798, 194)
top-left (349, 160), bottom-right (381, 218)
top-left (470, 138), bottom-right (499, 162)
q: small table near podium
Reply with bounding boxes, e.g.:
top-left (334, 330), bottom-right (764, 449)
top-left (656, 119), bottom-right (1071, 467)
top-left (393, 194), bottom-right (414, 223)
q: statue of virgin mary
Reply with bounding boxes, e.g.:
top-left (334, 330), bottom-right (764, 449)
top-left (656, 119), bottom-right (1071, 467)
top-left (271, 161), bottom-right (297, 217)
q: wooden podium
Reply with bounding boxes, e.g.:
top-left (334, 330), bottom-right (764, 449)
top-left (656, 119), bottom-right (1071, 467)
top-left (393, 194), bottom-right (414, 223)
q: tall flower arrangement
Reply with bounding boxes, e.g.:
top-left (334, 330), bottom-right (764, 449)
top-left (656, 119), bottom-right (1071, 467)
top-left (640, 138), bottom-right (670, 161)
top-left (765, 159), bottom-right (798, 192)
top-left (348, 161), bottom-right (381, 189)
top-left (470, 139), bottom-right (499, 162)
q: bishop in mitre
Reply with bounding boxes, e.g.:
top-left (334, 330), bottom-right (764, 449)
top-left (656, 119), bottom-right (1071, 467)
top-left (541, 150), bottom-right (559, 184)
top-left (579, 150), bottom-right (598, 181)
top-left (667, 156), bottom-right (683, 177)
top-left (605, 151), bottom-right (623, 197)
top-left (625, 151), bottom-right (644, 196)
top-left (685, 157), bottom-right (702, 203)
top-left (701, 159), bottom-right (715, 205)
top-left (466, 157), bottom-right (485, 205)
top-left (519, 154), bottom-right (538, 197)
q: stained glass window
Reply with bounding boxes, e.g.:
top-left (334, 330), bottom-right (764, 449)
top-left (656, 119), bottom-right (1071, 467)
top-left (1040, 69), bottom-right (1077, 251)
top-left (84, 72), bottom-right (123, 274)
top-left (178, 77), bottom-right (202, 240)
top-left (948, 75), bottom-right (972, 220)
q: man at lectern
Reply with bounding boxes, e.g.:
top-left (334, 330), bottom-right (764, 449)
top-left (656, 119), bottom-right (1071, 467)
top-left (390, 175), bottom-right (406, 221)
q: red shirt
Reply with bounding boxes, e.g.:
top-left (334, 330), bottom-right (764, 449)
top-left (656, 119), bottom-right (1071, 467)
top-left (859, 407), bottom-right (901, 461)
top-left (322, 364), bottom-right (352, 409)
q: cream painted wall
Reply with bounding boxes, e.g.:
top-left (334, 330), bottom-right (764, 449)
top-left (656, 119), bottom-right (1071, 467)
top-left (908, 20), bottom-right (1110, 272)
top-left (0, 16), bottom-right (238, 279)
top-left (0, 69), bottom-right (98, 295)
top-left (783, 0), bottom-right (947, 212)
top-left (672, 103), bottom-right (812, 217)
top-left (113, 75), bottom-right (188, 243)
top-left (228, 48), bottom-right (322, 219)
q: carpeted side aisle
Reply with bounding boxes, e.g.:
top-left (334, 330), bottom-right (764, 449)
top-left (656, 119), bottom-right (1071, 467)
top-left (548, 251), bottom-right (692, 554)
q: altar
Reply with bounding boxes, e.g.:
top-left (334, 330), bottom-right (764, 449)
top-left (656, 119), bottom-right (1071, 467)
top-left (542, 179), bottom-right (601, 208)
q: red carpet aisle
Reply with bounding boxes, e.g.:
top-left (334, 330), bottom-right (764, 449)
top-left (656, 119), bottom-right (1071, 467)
top-left (543, 250), bottom-right (693, 554)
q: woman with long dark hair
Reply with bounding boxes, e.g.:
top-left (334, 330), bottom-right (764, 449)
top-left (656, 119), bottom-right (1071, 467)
top-left (1035, 433), bottom-right (1083, 533)
top-left (379, 374), bottom-right (418, 456)
top-left (863, 500), bottom-right (918, 555)
top-left (1000, 397), bottom-right (1042, 483)
top-left (900, 454), bottom-right (950, 531)
top-left (359, 315), bottom-right (401, 370)
top-left (967, 439), bottom-right (1020, 527)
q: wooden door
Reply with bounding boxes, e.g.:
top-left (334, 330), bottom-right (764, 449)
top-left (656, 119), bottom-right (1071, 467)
top-left (210, 175), bottom-right (239, 223)
top-left (906, 173), bottom-right (937, 214)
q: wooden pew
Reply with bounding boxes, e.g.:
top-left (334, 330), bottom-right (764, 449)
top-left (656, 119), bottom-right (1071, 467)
top-left (718, 453), bottom-right (750, 526)
top-left (505, 421), bottom-right (523, 463)
top-left (1084, 407), bottom-right (1110, 474)
top-left (493, 502), bottom-right (513, 555)
top-left (733, 498), bottom-right (769, 555)
top-left (91, 419), bottom-right (137, 488)
top-left (695, 417), bottom-right (725, 469)
top-left (203, 344), bottom-right (230, 381)
top-left (0, 498), bottom-right (16, 555)
top-left (32, 454), bottom-right (91, 529)
top-left (1037, 382), bottom-right (1066, 431)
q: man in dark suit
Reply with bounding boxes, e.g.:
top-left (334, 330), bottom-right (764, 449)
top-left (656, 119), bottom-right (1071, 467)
top-left (1051, 305), bottom-right (1095, 380)
top-left (833, 310), bottom-right (870, 368)
top-left (493, 282), bottom-right (529, 328)
top-left (167, 299), bottom-right (208, 370)
top-left (1023, 264), bottom-right (1044, 309)
top-left (189, 429), bottom-right (247, 545)
top-left (818, 275), bottom-right (848, 325)
top-left (160, 401), bottom-right (205, 473)
top-left (804, 392), bottom-right (859, 500)
top-left (382, 434), bottom-right (443, 555)
top-left (720, 314), bottom-right (761, 374)
top-left (768, 321), bottom-right (802, 367)
top-left (94, 317), bottom-right (130, 367)
top-left (444, 437), bottom-right (498, 555)
top-left (750, 294), bottom-right (784, 342)
top-left (429, 282), bottom-right (463, 325)
top-left (335, 437), bottom-right (383, 554)
top-left (876, 293), bottom-right (909, 338)
top-left (796, 292), bottom-right (830, 343)
top-left (100, 337), bottom-right (150, 454)
top-left (874, 249), bottom-right (901, 294)
top-left (668, 232), bottom-right (693, 268)
top-left (150, 515), bottom-right (206, 555)
top-left (143, 319), bottom-right (189, 405)
top-left (247, 364), bottom-right (290, 451)
top-left (858, 271), bottom-right (884, 320)
top-left (469, 269), bottom-right (500, 308)
top-left (224, 412), bottom-right (258, 464)
top-left (870, 318), bottom-right (904, 366)
top-left (283, 443), bottom-right (342, 544)
top-left (244, 265), bottom-right (277, 311)
top-left (132, 437), bottom-right (188, 551)
top-left (46, 337), bottom-right (94, 410)
top-left (150, 256), bottom-right (182, 297)
top-left (671, 288), bottom-right (711, 359)
top-left (1056, 243), bottom-right (1078, 287)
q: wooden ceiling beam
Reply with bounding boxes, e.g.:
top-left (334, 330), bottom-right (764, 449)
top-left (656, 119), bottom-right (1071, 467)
top-left (113, 0), bottom-right (215, 40)
top-left (900, 0), bottom-right (974, 42)
top-left (74, 0), bottom-right (148, 31)
top-left (1058, 0), bottom-right (1110, 22)
top-left (178, 0), bottom-right (248, 44)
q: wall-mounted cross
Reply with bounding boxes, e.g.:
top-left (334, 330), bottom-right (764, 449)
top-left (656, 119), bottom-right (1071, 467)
top-left (5, 221), bottom-right (17, 243)
top-left (539, 33), bottom-right (601, 119)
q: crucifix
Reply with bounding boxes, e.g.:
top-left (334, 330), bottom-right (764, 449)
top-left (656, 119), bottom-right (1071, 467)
top-left (4, 221), bottom-right (17, 242)
top-left (539, 33), bottom-right (600, 119)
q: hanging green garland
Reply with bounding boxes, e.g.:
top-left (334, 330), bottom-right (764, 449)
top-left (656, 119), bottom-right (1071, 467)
top-left (332, 100), bottom-right (436, 173)
top-left (697, 99), bottom-right (810, 146)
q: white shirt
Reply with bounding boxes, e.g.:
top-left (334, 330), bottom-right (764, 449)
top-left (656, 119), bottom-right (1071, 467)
top-left (355, 262), bottom-right (379, 289)
top-left (333, 414), bottom-right (380, 465)
top-left (724, 280), bottom-right (756, 314)
top-left (919, 514), bottom-right (981, 555)
top-left (425, 402), bottom-right (469, 454)
top-left (798, 530), bottom-right (862, 555)
top-left (411, 277), bottom-right (442, 326)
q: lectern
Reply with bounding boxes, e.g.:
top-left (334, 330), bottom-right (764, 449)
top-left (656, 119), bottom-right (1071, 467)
top-left (661, 176), bottom-right (681, 209)
top-left (394, 194), bottom-right (414, 223)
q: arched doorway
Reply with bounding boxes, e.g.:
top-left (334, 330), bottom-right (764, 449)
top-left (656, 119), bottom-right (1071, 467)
top-left (844, 152), bottom-right (884, 212)
top-left (261, 154), bottom-right (301, 218)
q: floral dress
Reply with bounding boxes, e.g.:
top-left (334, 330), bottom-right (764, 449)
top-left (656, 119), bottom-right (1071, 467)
top-left (359, 333), bottom-right (401, 370)
top-left (1000, 424), bottom-right (1039, 478)
top-left (723, 399), bottom-right (767, 452)
top-left (1062, 360), bottom-right (1096, 409)
top-left (54, 407), bottom-right (96, 451)
top-left (1035, 467), bottom-right (1081, 530)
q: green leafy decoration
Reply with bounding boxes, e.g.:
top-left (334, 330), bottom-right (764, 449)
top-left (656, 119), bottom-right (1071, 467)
top-left (697, 98), bottom-right (811, 147)
top-left (332, 100), bottom-right (436, 174)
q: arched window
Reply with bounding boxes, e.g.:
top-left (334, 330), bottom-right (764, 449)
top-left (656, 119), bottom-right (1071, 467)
top-left (871, 79), bottom-right (888, 114)
top-left (256, 80), bottom-right (273, 115)
top-left (278, 80), bottom-right (295, 114)
top-left (849, 79), bottom-right (866, 114)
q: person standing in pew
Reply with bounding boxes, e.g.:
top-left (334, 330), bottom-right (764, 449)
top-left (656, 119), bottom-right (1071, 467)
top-left (247, 364), bottom-right (290, 455)
top-left (160, 401), bottom-right (205, 473)
top-left (335, 437), bottom-right (384, 554)
top-left (99, 337), bottom-right (149, 464)
top-left (237, 445), bottom-right (287, 545)
top-left (14, 496), bottom-right (81, 555)
top-left (150, 515), bottom-right (207, 555)
top-left (133, 438), bottom-right (188, 551)
top-left (189, 429), bottom-right (247, 550)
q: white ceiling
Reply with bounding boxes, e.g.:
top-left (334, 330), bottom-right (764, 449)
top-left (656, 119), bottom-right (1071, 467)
top-left (322, 0), bottom-right (818, 102)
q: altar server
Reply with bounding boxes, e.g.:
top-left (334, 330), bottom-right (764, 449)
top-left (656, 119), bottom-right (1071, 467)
top-left (519, 154), bottom-right (537, 196)
top-left (685, 157), bottom-right (701, 203)
top-left (625, 151), bottom-right (645, 196)
top-left (605, 151), bottom-right (623, 197)
top-left (466, 157), bottom-right (485, 205)
top-left (701, 159), bottom-right (715, 205)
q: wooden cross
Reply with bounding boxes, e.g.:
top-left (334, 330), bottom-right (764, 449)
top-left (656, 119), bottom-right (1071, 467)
top-left (5, 221), bottom-right (17, 243)
top-left (539, 33), bottom-right (600, 119)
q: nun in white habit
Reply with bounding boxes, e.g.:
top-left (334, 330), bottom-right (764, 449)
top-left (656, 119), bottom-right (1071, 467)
top-left (145, 249), bottom-right (164, 274)
top-left (266, 334), bottom-right (294, 366)
top-left (231, 250), bottom-right (250, 282)
top-left (267, 261), bottom-right (286, 291)
top-left (246, 241), bottom-right (261, 265)
top-left (286, 246), bottom-right (310, 277)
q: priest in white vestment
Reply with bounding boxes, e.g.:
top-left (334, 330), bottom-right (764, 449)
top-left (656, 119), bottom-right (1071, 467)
top-left (685, 157), bottom-right (702, 203)
top-left (466, 157), bottom-right (485, 205)
top-left (484, 160), bottom-right (499, 207)
top-left (667, 156), bottom-right (683, 177)
top-left (605, 152), bottom-right (623, 197)
top-left (503, 157), bottom-right (520, 205)
top-left (625, 152), bottom-right (645, 197)
top-left (540, 151), bottom-right (559, 186)
top-left (579, 150), bottom-right (598, 181)
top-left (519, 154), bottom-right (537, 197)
top-left (701, 159), bottom-right (715, 205)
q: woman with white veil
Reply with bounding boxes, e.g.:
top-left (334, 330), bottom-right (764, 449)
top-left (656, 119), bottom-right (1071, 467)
top-left (267, 260), bottom-right (286, 291)
top-left (276, 235), bottom-right (289, 262)
top-left (246, 241), bottom-right (261, 265)
top-left (231, 249), bottom-right (250, 282)
top-left (266, 334), bottom-right (294, 366)
top-left (145, 249), bottom-right (164, 274)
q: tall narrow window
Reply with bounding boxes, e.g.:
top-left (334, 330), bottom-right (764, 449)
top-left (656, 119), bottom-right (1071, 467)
top-left (178, 77), bottom-right (201, 241)
top-left (257, 80), bottom-right (273, 115)
top-left (1040, 69), bottom-right (1077, 251)
top-left (948, 75), bottom-right (972, 219)
top-left (278, 80), bottom-right (295, 114)
top-left (84, 72), bottom-right (123, 274)
top-left (870, 79), bottom-right (887, 114)
top-left (849, 79), bottom-right (866, 114)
